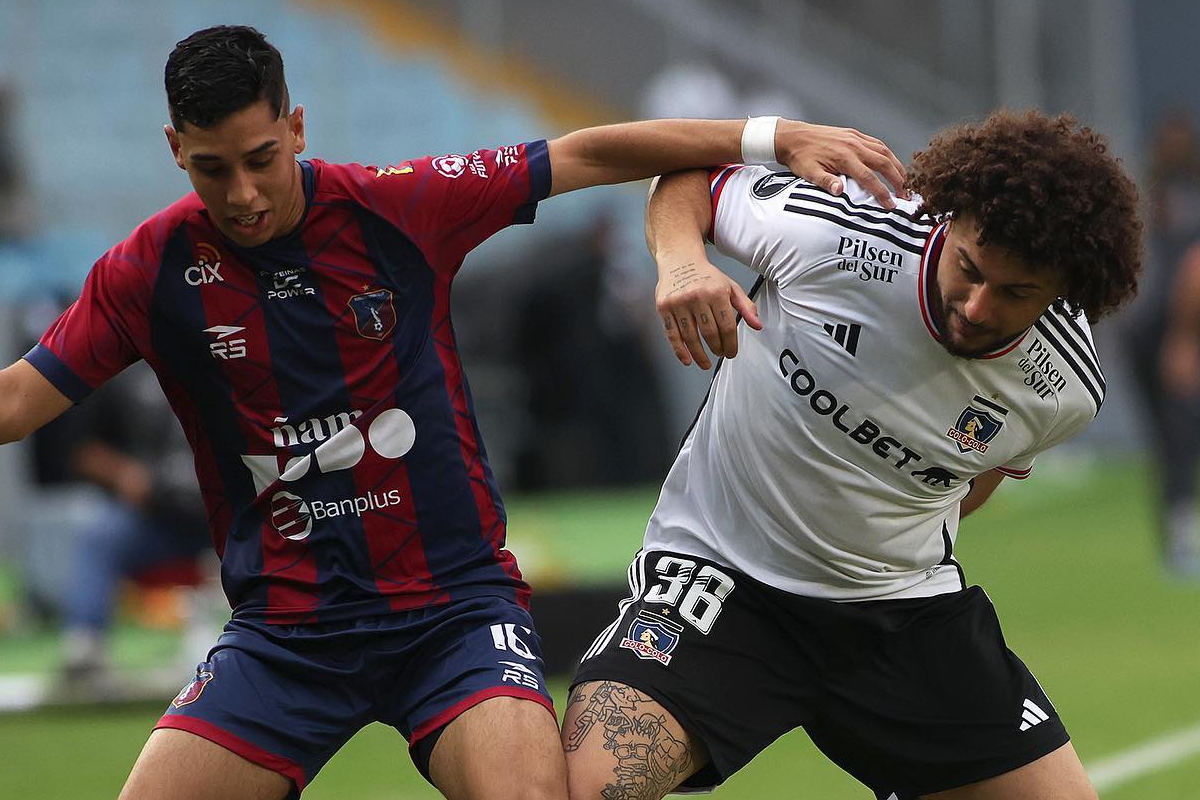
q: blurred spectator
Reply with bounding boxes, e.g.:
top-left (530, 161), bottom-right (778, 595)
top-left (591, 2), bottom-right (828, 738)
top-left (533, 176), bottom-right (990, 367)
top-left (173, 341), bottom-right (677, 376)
top-left (511, 215), bottom-right (672, 489)
top-left (1155, 241), bottom-right (1200, 575)
top-left (0, 80), bottom-right (32, 244)
top-left (1124, 108), bottom-right (1200, 577)
top-left (50, 361), bottom-right (214, 683)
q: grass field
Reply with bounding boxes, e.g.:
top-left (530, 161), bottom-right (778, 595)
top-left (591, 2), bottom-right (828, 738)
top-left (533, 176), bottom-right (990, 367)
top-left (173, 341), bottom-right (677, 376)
top-left (2, 453), bottom-right (1199, 799)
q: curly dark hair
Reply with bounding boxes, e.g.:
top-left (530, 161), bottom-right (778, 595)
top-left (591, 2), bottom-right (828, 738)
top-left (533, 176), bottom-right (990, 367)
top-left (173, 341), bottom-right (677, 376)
top-left (165, 25), bottom-right (289, 131)
top-left (909, 109), bottom-right (1142, 319)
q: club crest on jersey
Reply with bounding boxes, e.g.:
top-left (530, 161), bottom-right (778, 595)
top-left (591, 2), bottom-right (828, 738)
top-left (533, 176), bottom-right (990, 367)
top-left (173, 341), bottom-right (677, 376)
top-left (751, 171), bottom-right (799, 199)
top-left (171, 668), bottom-right (214, 708)
top-left (348, 289), bottom-right (396, 340)
top-left (620, 611), bottom-right (684, 665)
top-left (946, 395), bottom-right (1009, 454)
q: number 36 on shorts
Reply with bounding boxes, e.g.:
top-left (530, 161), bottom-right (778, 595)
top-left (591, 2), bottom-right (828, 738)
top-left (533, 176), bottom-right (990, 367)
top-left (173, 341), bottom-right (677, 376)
top-left (643, 555), bottom-right (735, 634)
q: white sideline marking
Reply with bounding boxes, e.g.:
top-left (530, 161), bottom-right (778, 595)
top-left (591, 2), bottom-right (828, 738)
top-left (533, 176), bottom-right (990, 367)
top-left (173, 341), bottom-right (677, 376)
top-left (1087, 720), bottom-right (1200, 792)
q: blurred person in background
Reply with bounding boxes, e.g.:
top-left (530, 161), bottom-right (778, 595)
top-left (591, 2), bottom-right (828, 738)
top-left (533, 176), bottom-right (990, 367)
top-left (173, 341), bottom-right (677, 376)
top-left (1156, 238), bottom-right (1200, 574)
top-left (0, 80), bottom-right (32, 245)
top-left (55, 361), bottom-right (212, 687)
top-left (512, 213), bottom-right (671, 490)
top-left (1123, 108), bottom-right (1200, 577)
top-left (0, 24), bottom-right (905, 800)
top-left (565, 111), bottom-right (1142, 800)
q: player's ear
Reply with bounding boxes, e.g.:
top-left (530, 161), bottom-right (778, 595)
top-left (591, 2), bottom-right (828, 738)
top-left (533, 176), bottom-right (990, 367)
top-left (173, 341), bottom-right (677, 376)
top-left (164, 125), bottom-right (186, 170)
top-left (289, 105), bottom-right (306, 155)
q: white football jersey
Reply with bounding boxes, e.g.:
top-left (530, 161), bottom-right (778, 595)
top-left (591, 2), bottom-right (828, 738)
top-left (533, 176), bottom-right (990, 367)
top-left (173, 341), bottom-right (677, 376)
top-left (642, 166), bottom-right (1104, 600)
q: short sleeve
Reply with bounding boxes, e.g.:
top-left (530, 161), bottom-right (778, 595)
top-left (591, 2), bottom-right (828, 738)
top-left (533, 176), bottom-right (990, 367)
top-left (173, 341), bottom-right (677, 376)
top-left (25, 243), bottom-right (154, 402)
top-left (346, 141), bottom-right (552, 274)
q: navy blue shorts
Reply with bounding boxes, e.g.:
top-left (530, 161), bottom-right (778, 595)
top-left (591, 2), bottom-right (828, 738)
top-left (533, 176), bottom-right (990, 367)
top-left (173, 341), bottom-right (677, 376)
top-left (157, 595), bottom-right (553, 795)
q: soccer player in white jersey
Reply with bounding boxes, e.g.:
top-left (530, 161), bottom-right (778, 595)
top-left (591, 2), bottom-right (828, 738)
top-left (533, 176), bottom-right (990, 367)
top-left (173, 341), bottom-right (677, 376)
top-left (562, 110), bottom-right (1142, 800)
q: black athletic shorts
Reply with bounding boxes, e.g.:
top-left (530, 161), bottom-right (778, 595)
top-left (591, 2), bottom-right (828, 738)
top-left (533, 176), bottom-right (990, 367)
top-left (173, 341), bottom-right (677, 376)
top-left (572, 550), bottom-right (1070, 799)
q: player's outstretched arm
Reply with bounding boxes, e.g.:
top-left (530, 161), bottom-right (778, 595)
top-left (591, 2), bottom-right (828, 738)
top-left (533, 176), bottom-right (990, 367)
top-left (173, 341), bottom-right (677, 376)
top-left (646, 170), bottom-right (762, 370)
top-left (0, 360), bottom-right (74, 444)
top-left (547, 118), bottom-right (906, 207)
top-left (961, 469), bottom-right (1005, 518)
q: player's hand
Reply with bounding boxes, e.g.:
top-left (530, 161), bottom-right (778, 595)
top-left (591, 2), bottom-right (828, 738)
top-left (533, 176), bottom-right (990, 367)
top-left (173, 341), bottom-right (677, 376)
top-left (655, 256), bottom-right (763, 369)
top-left (774, 120), bottom-right (908, 208)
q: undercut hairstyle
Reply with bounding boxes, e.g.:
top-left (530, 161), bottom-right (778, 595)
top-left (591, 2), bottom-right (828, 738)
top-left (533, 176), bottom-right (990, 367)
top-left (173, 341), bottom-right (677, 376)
top-left (909, 109), bottom-right (1143, 320)
top-left (165, 25), bottom-right (289, 131)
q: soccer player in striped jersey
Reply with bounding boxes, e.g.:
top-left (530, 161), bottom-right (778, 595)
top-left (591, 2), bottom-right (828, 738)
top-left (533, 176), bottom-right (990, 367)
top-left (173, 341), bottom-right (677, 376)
top-left (0, 24), bottom-right (909, 800)
top-left (565, 111), bottom-right (1142, 800)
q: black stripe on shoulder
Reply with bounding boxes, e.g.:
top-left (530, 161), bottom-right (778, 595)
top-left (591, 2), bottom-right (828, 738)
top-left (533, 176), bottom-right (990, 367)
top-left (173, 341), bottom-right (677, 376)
top-left (781, 205), bottom-right (925, 255)
top-left (1039, 309), bottom-right (1104, 390)
top-left (1032, 320), bottom-right (1104, 411)
top-left (790, 181), bottom-right (929, 223)
top-left (787, 186), bottom-right (932, 239)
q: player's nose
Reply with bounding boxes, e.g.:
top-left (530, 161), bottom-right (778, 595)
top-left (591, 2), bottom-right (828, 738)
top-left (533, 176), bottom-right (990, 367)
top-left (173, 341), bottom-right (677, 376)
top-left (225, 168), bottom-right (258, 207)
top-left (961, 285), bottom-right (995, 326)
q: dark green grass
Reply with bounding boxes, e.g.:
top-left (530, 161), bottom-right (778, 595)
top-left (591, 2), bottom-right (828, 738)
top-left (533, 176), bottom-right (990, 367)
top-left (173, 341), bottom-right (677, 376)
top-left (2, 456), bottom-right (1198, 799)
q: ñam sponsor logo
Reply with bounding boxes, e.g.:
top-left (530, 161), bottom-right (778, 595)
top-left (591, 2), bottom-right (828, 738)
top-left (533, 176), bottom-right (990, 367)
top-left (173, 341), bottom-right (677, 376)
top-left (242, 408), bottom-right (417, 540)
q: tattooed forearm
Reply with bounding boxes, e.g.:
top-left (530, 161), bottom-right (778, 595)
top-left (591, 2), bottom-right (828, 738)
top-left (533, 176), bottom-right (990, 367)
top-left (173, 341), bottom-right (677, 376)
top-left (563, 682), bottom-right (697, 800)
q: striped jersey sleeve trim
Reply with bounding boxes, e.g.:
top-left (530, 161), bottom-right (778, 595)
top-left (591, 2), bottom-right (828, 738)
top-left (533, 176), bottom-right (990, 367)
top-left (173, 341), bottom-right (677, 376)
top-left (997, 465), bottom-right (1033, 479)
top-left (708, 165), bottom-right (743, 243)
top-left (781, 203), bottom-right (926, 255)
top-left (785, 186), bottom-right (932, 242)
top-left (1032, 318), bottom-right (1105, 412)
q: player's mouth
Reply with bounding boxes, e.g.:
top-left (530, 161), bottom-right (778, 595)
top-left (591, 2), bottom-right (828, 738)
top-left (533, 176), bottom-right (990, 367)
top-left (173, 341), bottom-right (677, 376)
top-left (947, 309), bottom-right (989, 342)
top-left (229, 211), bottom-right (270, 237)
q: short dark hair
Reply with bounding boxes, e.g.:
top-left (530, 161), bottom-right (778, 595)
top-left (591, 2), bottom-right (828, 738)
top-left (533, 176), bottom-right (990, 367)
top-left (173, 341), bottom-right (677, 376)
top-left (909, 109), bottom-right (1143, 320)
top-left (165, 25), bottom-right (289, 130)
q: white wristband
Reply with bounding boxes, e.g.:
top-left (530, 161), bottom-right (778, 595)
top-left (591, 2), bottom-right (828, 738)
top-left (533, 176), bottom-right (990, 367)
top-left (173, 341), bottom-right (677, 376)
top-left (741, 115), bottom-right (780, 165)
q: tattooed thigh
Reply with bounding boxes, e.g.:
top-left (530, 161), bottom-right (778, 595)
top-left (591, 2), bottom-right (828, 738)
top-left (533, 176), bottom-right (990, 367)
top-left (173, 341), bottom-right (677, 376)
top-left (562, 681), bottom-right (708, 800)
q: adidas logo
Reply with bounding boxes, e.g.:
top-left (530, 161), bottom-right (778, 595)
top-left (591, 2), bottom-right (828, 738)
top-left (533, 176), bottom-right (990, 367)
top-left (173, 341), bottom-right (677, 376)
top-left (1019, 698), bottom-right (1050, 731)
top-left (822, 321), bottom-right (861, 355)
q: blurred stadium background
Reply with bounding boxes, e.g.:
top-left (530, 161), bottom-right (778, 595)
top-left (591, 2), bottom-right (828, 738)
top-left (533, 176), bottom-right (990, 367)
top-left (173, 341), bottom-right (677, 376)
top-left (0, 0), bottom-right (1197, 797)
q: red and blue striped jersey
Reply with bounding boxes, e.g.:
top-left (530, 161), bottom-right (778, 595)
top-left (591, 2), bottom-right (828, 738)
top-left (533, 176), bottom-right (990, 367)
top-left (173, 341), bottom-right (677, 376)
top-left (26, 143), bottom-right (551, 624)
